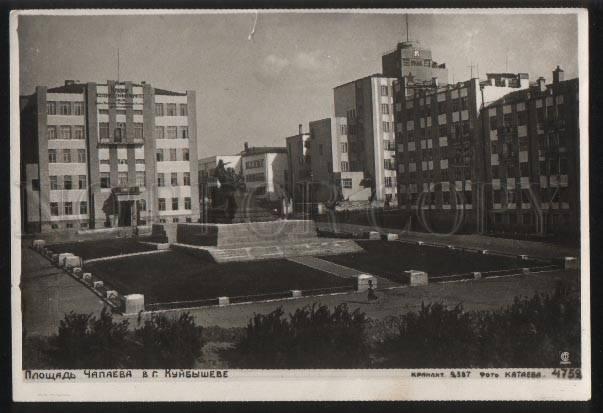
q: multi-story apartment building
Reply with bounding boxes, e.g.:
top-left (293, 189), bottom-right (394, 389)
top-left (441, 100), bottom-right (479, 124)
top-left (482, 67), bottom-right (579, 239)
top-left (333, 74), bottom-right (398, 206)
top-left (285, 126), bottom-right (313, 210)
top-left (382, 40), bottom-right (449, 85)
top-left (240, 143), bottom-right (287, 201)
top-left (393, 73), bottom-right (530, 233)
top-left (20, 80), bottom-right (199, 232)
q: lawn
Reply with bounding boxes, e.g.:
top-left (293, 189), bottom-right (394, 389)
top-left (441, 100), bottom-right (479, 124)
top-left (323, 240), bottom-right (548, 283)
top-left (85, 250), bottom-right (354, 304)
top-left (47, 238), bottom-right (157, 260)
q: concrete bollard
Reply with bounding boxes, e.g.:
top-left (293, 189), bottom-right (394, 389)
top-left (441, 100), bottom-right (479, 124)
top-left (481, 249), bottom-right (488, 255)
top-left (58, 253), bottom-right (75, 267)
top-left (33, 239), bottom-right (46, 251)
top-left (124, 294), bottom-right (145, 314)
top-left (291, 290), bottom-right (302, 298)
top-left (93, 281), bottom-right (104, 289)
top-left (356, 274), bottom-right (377, 292)
top-left (385, 233), bottom-right (399, 241)
top-left (368, 231), bottom-right (380, 240)
top-left (406, 270), bottom-right (428, 286)
top-left (417, 241), bottom-right (425, 246)
top-left (473, 271), bottom-right (482, 280)
top-left (218, 296), bottom-right (230, 306)
top-left (518, 254), bottom-right (529, 261)
top-left (106, 290), bottom-right (118, 300)
top-left (51, 253), bottom-right (60, 264)
top-left (157, 243), bottom-right (170, 250)
top-left (64, 255), bottom-right (82, 269)
top-left (521, 267), bottom-right (530, 275)
top-left (82, 273), bottom-right (92, 284)
top-left (72, 267), bottom-right (83, 277)
top-left (557, 256), bottom-right (579, 270)
top-left (447, 245), bottom-right (455, 250)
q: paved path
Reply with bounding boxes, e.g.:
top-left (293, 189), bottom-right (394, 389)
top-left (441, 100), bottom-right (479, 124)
top-left (20, 247), bottom-right (107, 337)
top-left (316, 222), bottom-right (580, 259)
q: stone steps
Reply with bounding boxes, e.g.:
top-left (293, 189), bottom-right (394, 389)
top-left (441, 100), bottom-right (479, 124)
top-left (172, 238), bottom-right (363, 263)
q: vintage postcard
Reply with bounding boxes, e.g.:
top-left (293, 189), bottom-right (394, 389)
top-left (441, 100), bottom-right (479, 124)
top-left (10, 8), bottom-right (590, 401)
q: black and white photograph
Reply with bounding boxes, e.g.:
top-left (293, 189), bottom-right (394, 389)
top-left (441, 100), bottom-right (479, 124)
top-left (10, 9), bottom-right (590, 401)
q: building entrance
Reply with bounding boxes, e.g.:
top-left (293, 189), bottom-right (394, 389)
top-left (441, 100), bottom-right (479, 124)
top-left (118, 200), bottom-right (134, 227)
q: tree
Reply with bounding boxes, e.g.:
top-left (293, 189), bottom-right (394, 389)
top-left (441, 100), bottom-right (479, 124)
top-left (226, 304), bottom-right (369, 368)
top-left (132, 312), bottom-right (204, 368)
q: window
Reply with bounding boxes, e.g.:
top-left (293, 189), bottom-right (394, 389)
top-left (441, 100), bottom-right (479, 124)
top-left (383, 121), bottom-right (391, 132)
top-left (182, 148), bottom-right (189, 161)
top-left (47, 102), bottom-right (56, 115)
top-left (136, 158), bottom-right (145, 164)
top-left (155, 126), bottom-right (165, 139)
top-left (50, 202), bottom-right (59, 216)
top-left (166, 103), bottom-right (177, 116)
top-left (155, 103), bottom-right (164, 116)
top-left (60, 126), bottom-right (72, 140)
top-left (384, 177), bottom-right (393, 188)
top-left (114, 123), bottom-right (126, 142)
top-left (157, 173), bottom-right (165, 187)
top-left (341, 161), bottom-right (349, 172)
top-left (59, 102), bottom-right (71, 115)
top-left (118, 172), bottom-right (128, 188)
top-left (179, 104), bottom-right (188, 116)
top-left (183, 172), bottom-right (190, 186)
top-left (341, 142), bottom-right (348, 153)
top-left (73, 102), bottom-right (84, 115)
top-left (78, 175), bottom-right (87, 189)
top-left (184, 197), bottom-right (191, 210)
top-left (156, 149), bottom-right (164, 162)
top-left (79, 201), bottom-right (88, 215)
top-left (167, 126), bottom-right (177, 139)
top-left (339, 124), bottom-right (347, 135)
top-left (99, 109), bottom-right (109, 115)
top-left (100, 172), bottom-right (110, 188)
top-left (77, 149), bottom-right (86, 163)
top-left (99, 123), bottom-right (109, 140)
top-left (158, 198), bottom-right (166, 211)
top-left (134, 123), bottom-right (143, 140)
top-left (172, 197), bottom-right (179, 210)
top-left (50, 175), bottom-right (58, 190)
top-left (136, 171), bottom-right (145, 187)
top-left (342, 178), bottom-right (353, 189)
top-left (380, 85), bottom-right (389, 96)
top-left (62, 149), bottom-right (72, 163)
top-left (64, 202), bottom-right (73, 215)
top-left (171, 172), bottom-right (178, 186)
top-left (381, 104), bottom-right (390, 114)
top-left (246, 159), bottom-right (265, 169)
top-left (169, 148), bottom-right (177, 161)
top-left (73, 126), bottom-right (84, 140)
top-left (48, 149), bottom-right (57, 163)
top-left (180, 127), bottom-right (189, 139)
top-left (32, 179), bottom-right (40, 191)
top-left (138, 199), bottom-right (147, 211)
top-left (47, 126), bottom-right (57, 140)
top-left (172, 218), bottom-right (179, 223)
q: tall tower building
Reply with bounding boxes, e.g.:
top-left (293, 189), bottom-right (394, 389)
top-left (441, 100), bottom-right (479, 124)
top-left (382, 41), bottom-right (449, 85)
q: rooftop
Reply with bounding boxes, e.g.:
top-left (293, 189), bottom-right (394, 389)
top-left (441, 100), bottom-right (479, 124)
top-left (241, 146), bottom-right (288, 156)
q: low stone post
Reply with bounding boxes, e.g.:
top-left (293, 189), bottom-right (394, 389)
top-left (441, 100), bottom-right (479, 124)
top-left (417, 241), bottom-right (424, 246)
top-left (368, 231), bottom-right (380, 240)
top-left (521, 267), bottom-right (530, 275)
top-left (518, 254), bottom-right (529, 261)
top-left (218, 296), bottom-right (230, 306)
top-left (291, 290), bottom-right (302, 298)
top-left (406, 270), bottom-right (428, 286)
top-left (72, 267), bottom-right (83, 278)
top-left (93, 281), bottom-right (104, 289)
top-left (82, 273), bottom-right (92, 284)
top-left (64, 255), bottom-right (82, 269)
top-left (481, 249), bottom-right (488, 255)
top-left (157, 243), bottom-right (170, 250)
top-left (473, 271), bottom-right (482, 280)
top-left (106, 290), bottom-right (118, 300)
top-left (33, 239), bottom-right (46, 251)
top-left (557, 256), bottom-right (579, 270)
top-left (385, 233), bottom-right (399, 241)
top-left (124, 294), bottom-right (145, 314)
top-left (58, 253), bottom-right (74, 267)
top-left (356, 274), bottom-right (377, 292)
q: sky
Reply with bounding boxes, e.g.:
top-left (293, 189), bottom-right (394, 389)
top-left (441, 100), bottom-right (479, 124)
top-left (17, 11), bottom-right (579, 157)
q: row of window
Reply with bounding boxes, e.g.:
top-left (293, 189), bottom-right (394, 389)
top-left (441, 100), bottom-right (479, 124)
top-left (49, 175), bottom-right (87, 190)
top-left (245, 159), bottom-right (265, 169)
top-left (155, 126), bottom-right (189, 139)
top-left (245, 173), bottom-right (265, 183)
top-left (98, 109), bottom-right (143, 115)
top-left (492, 187), bottom-right (570, 204)
top-left (99, 171), bottom-right (148, 188)
top-left (50, 201), bottom-right (88, 216)
top-left (155, 103), bottom-right (188, 117)
top-left (158, 197), bottom-right (192, 211)
top-left (48, 149), bottom-right (86, 163)
top-left (156, 148), bottom-right (190, 162)
top-left (47, 101), bottom-right (84, 116)
top-left (402, 97), bottom-right (469, 115)
top-left (47, 125), bottom-right (85, 140)
top-left (99, 123), bottom-right (144, 141)
top-left (157, 172), bottom-right (191, 187)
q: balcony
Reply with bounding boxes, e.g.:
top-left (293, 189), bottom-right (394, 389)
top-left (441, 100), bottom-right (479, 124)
top-left (114, 186), bottom-right (141, 195)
